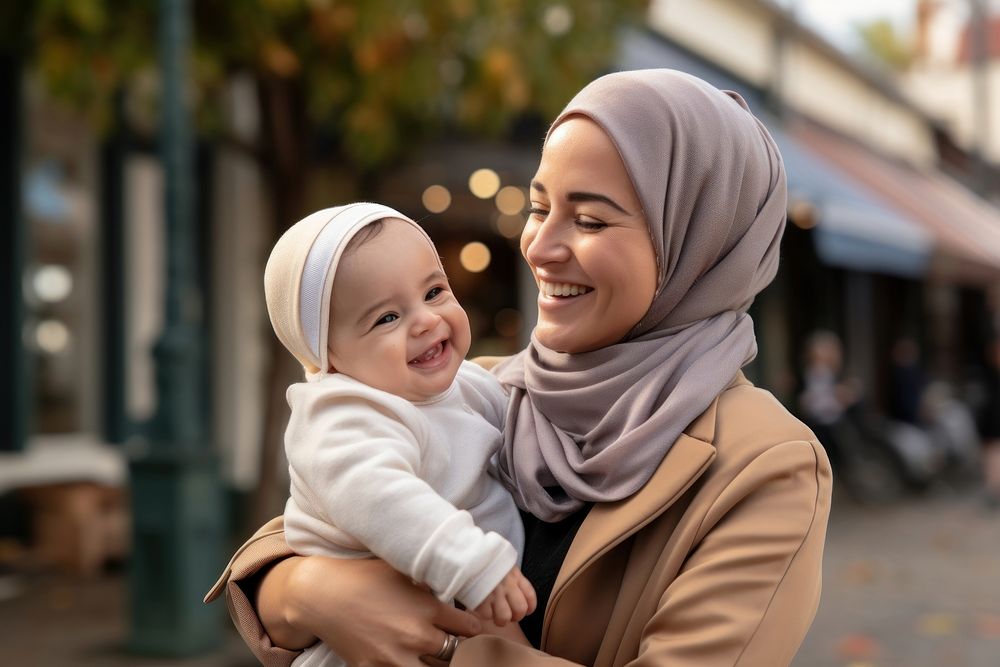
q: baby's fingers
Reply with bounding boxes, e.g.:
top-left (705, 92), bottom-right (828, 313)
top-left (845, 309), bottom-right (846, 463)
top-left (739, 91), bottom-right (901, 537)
top-left (507, 589), bottom-right (530, 622)
top-left (518, 576), bottom-right (537, 615)
top-left (491, 595), bottom-right (513, 626)
top-left (472, 598), bottom-right (494, 621)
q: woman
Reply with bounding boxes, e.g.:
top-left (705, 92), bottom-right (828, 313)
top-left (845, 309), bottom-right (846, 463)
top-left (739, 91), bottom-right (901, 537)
top-left (206, 69), bottom-right (832, 666)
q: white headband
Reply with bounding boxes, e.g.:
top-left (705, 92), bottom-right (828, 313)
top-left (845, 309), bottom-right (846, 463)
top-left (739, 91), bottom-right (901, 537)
top-left (297, 203), bottom-right (433, 378)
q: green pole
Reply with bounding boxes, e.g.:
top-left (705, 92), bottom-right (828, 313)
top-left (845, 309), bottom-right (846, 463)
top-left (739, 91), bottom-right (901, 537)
top-left (100, 90), bottom-right (130, 444)
top-left (0, 49), bottom-right (29, 453)
top-left (127, 0), bottom-right (225, 655)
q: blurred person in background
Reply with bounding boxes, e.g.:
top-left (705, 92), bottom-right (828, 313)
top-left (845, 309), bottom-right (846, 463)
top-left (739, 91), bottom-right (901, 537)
top-left (206, 69), bottom-right (832, 666)
top-left (888, 337), bottom-right (927, 426)
top-left (798, 330), bottom-right (859, 466)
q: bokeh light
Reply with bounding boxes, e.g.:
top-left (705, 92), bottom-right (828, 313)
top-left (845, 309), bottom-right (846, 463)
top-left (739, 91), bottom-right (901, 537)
top-left (495, 186), bottom-right (526, 215)
top-left (469, 168), bottom-right (501, 199)
top-left (789, 199), bottom-right (818, 229)
top-left (496, 214), bottom-right (526, 239)
top-left (36, 319), bottom-right (70, 354)
top-left (422, 184), bottom-right (452, 213)
top-left (459, 242), bottom-right (491, 272)
top-left (543, 5), bottom-right (574, 36)
top-left (32, 264), bottom-right (73, 303)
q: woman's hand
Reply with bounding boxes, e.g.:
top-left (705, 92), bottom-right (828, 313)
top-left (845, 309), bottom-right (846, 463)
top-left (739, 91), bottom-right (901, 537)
top-left (260, 554), bottom-right (483, 666)
top-left (478, 617), bottom-right (533, 646)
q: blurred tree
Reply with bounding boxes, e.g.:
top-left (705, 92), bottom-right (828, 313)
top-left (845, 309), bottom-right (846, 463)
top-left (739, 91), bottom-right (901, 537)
top-left (5, 0), bottom-right (647, 524)
top-left (854, 18), bottom-right (916, 71)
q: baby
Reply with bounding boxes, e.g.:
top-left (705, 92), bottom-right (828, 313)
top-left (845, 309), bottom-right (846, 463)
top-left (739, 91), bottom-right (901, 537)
top-left (264, 203), bottom-right (534, 667)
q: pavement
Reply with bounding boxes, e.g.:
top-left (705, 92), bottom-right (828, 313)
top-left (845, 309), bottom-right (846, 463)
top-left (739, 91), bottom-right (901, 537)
top-left (792, 486), bottom-right (1000, 667)
top-left (1, 485), bottom-right (997, 667)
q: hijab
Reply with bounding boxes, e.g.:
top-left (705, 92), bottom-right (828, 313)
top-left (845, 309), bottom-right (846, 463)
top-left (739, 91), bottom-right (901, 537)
top-left (495, 69), bottom-right (787, 521)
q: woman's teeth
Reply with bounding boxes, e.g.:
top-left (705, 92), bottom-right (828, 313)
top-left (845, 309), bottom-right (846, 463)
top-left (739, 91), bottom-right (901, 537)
top-left (410, 341), bottom-right (444, 364)
top-left (539, 279), bottom-right (592, 297)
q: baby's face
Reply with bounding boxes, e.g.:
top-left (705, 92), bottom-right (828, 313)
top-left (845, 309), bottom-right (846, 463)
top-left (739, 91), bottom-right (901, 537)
top-left (326, 219), bottom-right (471, 401)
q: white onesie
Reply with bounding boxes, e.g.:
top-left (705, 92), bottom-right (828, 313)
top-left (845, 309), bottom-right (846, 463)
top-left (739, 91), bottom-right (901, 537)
top-left (284, 361), bottom-right (523, 667)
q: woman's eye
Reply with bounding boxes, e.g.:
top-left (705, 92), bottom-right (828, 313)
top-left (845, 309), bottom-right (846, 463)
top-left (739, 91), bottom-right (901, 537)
top-left (575, 218), bottom-right (607, 231)
top-left (527, 206), bottom-right (549, 219)
top-left (374, 313), bottom-right (399, 326)
top-left (425, 286), bottom-right (444, 301)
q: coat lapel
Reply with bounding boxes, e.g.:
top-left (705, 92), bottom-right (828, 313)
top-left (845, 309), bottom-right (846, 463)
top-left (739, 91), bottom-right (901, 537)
top-left (541, 389), bottom-right (725, 648)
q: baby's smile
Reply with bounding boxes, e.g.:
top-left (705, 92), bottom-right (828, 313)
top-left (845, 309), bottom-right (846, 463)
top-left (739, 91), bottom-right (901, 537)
top-left (408, 339), bottom-right (450, 369)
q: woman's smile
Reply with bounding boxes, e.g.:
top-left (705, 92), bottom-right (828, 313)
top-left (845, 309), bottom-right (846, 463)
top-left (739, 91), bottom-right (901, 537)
top-left (537, 279), bottom-right (593, 298)
top-left (522, 117), bottom-right (658, 353)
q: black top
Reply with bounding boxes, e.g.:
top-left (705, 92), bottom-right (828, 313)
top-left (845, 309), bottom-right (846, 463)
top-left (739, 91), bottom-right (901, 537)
top-left (518, 504), bottom-right (593, 648)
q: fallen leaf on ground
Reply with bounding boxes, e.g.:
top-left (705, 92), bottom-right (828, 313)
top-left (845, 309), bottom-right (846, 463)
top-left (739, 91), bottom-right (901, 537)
top-left (837, 633), bottom-right (881, 659)
top-left (974, 613), bottom-right (1000, 639)
top-left (917, 612), bottom-right (959, 637)
top-left (842, 560), bottom-right (878, 585)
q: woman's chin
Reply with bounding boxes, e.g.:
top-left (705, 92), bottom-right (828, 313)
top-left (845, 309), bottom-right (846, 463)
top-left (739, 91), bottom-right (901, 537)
top-left (535, 325), bottom-right (593, 355)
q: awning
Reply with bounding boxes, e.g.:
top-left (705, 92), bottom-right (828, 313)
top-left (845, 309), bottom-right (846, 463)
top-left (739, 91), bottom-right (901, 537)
top-left (792, 119), bottom-right (1000, 284)
top-left (618, 28), bottom-right (933, 278)
top-left (768, 125), bottom-right (932, 277)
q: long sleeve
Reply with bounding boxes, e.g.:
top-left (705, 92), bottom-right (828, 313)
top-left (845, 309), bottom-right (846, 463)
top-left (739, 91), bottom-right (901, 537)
top-left (203, 517), bottom-right (301, 667)
top-left (453, 440), bottom-right (831, 666)
top-left (284, 385), bottom-right (517, 609)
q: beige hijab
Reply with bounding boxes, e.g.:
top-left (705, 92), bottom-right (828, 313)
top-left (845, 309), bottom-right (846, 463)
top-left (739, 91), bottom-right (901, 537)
top-left (495, 69), bottom-right (787, 521)
top-left (263, 202), bottom-right (435, 381)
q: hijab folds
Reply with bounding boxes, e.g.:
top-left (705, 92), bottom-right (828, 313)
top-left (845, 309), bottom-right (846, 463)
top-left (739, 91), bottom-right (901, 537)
top-left (495, 69), bottom-right (787, 521)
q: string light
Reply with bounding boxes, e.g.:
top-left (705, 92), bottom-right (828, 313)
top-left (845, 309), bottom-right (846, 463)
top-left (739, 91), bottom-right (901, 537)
top-left (496, 214), bottom-right (525, 239)
top-left (495, 186), bottom-right (525, 215)
top-left (422, 185), bottom-right (452, 213)
top-left (459, 242), bottom-right (491, 272)
top-left (469, 169), bottom-right (501, 199)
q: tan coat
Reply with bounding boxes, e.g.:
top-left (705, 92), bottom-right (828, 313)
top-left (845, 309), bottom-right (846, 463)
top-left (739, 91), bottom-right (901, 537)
top-left (207, 374), bottom-right (832, 667)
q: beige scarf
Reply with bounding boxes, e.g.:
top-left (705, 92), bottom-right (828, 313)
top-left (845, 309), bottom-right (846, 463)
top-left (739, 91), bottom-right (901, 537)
top-left (496, 69), bottom-right (787, 521)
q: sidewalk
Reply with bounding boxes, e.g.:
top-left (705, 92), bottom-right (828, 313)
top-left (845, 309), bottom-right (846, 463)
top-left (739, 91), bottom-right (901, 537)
top-left (793, 487), bottom-right (1000, 667)
top-left (1, 487), bottom-right (997, 666)
top-left (0, 570), bottom-right (255, 667)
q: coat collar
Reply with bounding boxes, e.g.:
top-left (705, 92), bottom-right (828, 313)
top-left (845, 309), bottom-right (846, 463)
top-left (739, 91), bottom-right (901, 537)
top-left (541, 372), bottom-right (747, 644)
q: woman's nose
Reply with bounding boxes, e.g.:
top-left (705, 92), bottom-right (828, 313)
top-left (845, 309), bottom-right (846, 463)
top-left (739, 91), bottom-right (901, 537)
top-left (523, 216), bottom-right (571, 267)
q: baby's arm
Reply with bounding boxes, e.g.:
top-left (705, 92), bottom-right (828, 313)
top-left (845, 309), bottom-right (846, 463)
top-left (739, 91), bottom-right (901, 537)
top-left (472, 565), bottom-right (536, 626)
top-left (286, 389), bottom-right (518, 610)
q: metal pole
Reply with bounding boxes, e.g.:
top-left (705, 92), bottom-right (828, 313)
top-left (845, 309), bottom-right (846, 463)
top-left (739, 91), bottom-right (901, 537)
top-left (127, 0), bottom-right (225, 655)
top-left (0, 49), bottom-right (29, 453)
top-left (100, 90), bottom-right (129, 444)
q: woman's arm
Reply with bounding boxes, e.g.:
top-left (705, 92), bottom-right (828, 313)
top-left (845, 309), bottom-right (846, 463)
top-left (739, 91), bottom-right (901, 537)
top-left (207, 518), bottom-right (482, 667)
top-left (451, 440), bottom-right (831, 666)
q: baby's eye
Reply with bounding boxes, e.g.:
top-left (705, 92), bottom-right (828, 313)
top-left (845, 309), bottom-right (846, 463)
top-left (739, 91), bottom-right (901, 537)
top-left (374, 313), bottom-right (399, 326)
top-left (425, 286), bottom-right (445, 301)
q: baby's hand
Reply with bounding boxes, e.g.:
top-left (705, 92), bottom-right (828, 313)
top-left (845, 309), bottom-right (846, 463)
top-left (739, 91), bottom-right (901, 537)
top-left (472, 566), bottom-right (537, 626)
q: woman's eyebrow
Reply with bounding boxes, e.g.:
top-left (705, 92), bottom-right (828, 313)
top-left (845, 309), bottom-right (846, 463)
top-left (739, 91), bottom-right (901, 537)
top-left (531, 180), bottom-right (630, 215)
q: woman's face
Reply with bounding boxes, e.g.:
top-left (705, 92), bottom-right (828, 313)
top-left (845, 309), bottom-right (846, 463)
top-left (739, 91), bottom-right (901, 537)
top-left (522, 116), bottom-right (658, 353)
